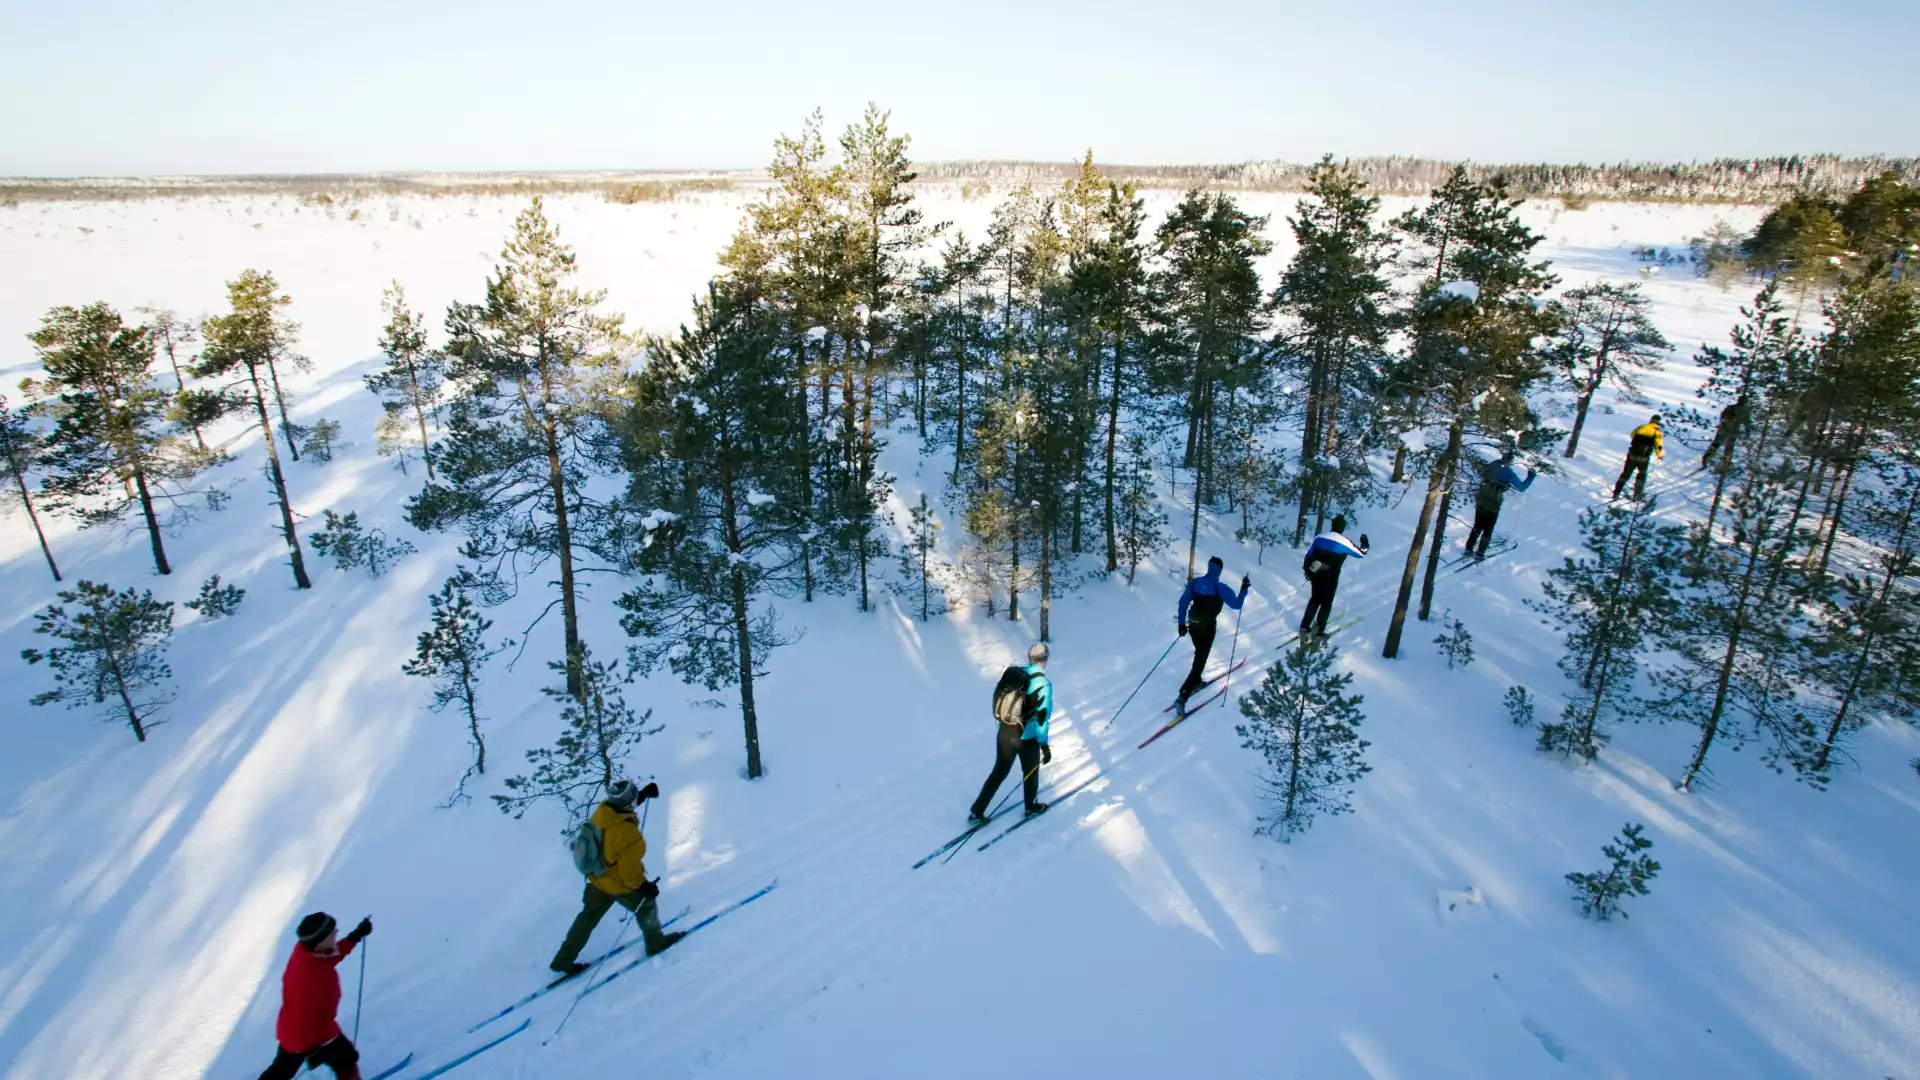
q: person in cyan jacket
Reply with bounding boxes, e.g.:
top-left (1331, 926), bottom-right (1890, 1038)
top-left (1176, 556), bottom-right (1250, 703)
top-left (1300, 517), bottom-right (1368, 637)
top-left (257, 912), bottom-right (372, 1080)
top-left (1465, 450), bottom-right (1534, 557)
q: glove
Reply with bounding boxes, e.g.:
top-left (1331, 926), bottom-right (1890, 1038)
top-left (1177, 622), bottom-right (1188, 637)
top-left (637, 781), bottom-right (660, 802)
top-left (1240, 575), bottom-right (1251, 592)
top-left (1041, 744), bottom-right (1052, 765)
top-left (638, 879), bottom-right (661, 900)
top-left (346, 918), bottom-right (372, 943)
top-left (1359, 533), bottom-right (1370, 552)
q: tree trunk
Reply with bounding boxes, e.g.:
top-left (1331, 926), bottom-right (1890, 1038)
top-left (538, 382), bottom-right (583, 698)
top-left (106, 643), bottom-right (146, 742)
top-left (723, 488), bottom-right (764, 781)
top-left (461, 654), bottom-right (486, 774)
top-left (1812, 482), bottom-right (1919, 772)
top-left (1103, 324), bottom-right (1123, 572)
top-left (858, 346), bottom-right (874, 613)
top-left (131, 466), bottom-right (171, 576)
top-left (1679, 532), bottom-right (1764, 791)
top-left (6, 433), bottom-right (60, 582)
top-left (953, 296), bottom-right (968, 485)
top-left (1384, 422), bottom-right (1458, 658)
top-left (251, 365), bottom-right (310, 589)
top-left (1565, 388), bottom-right (1595, 457)
top-left (1815, 452), bottom-right (1859, 578)
top-left (266, 355), bottom-right (300, 461)
top-left (1391, 441), bottom-right (1408, 484)
top-left (408, 360), bottom-right (437, 483)
top-left (1418, 453), bottom-right (1458, 621)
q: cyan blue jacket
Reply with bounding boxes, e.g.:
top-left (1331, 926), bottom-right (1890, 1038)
top-left (1176, 564), bottom-right (1248, 627)
top-left (1021, 663), bottom-right (1053, 744)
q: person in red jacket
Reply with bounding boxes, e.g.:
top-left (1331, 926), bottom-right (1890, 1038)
top-left (257, 911), bottom-right (373, 1080)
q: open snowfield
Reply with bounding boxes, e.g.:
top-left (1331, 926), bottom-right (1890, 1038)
top-left (3, 186), bottom-right (1917, 1080)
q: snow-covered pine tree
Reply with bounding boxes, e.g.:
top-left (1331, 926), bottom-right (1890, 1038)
top-left (1682, 280), bottom-right (1799, 543)
top-left (617, 285), bottom-right (802, 781)
top-left (1529, 500), bottom-right (1687, 760)
top-left (1566, 822), bottom-right (1659, 920)
top-left (1380, 168), bottom-right (1558, 656)
top-left (404, 573), bottom-right (499, 800)
top-left (1549, 282), bottom-right (1670, 457)
top-left (197, 269), bottom-right (313, 589)
top-left (1083, 181), bottom-right (1153, 573)
top-left (135, 305), bottom-right (208, 452)
top-left (894, 491), bottom-right (950, 621)
top-left (24, 303), bottom-right (214, 577)
top-left (365, 281), bottom-right (445, 482)
top-left (1, 393), bottom-right (61, 581)
top-left (408, 198), bottom-right (627, 699)
top-left (21, 580), bottom-right (174, 742)
top-left (1271, 156), bottom-right (1394, 544)
top-left (1116, 433), bottom-right (1170, 586)
top-left (493, 644), bottom-right (659, 825)
top-left (1235, 638), bottom-right (1371, 840)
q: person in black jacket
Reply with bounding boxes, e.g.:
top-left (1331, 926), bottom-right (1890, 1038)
top-left (1299, 516), bottom-right (1368, 636)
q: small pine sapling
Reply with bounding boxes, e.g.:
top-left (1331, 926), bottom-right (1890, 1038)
top-left (894, 491), bottom-right (951, 621)
top-left (1433, 610), bottom-right (1475, 669)
top-left (1504, 685), bottom-right (1535, 727)
top-left (21, 580), bottom-right (175, 742)
top-left (184, 574), bottom-right (246, 620)
top-left (300, 418), bottom-right (343, 462)
top-left (1235, 637), bottom-right (1371, 840)
top-left (308, 509), bottom-right (416, 577)
top-left (404, 573), bottom-right (500, 803)
top-left (1566, 822), bottom-right (1660, 920)
top-left (494, 644), bottom-right (662, 825)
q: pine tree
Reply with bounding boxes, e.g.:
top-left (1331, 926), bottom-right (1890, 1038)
top-left (197, 269), bottom-right (313, 589)
top-left (1084, 182), bottom-right (1153, 572)
top-left (1381, 169), bottom-right (1557, 656)
top-left (1116, 432), bottom-right (1171, 587)
top-left (408, 198), bottom-right (627, 698)
top-left (136, 305), bottom-right (207, 452)
top-left (184, 574), bottom-right (245, 619)
top-left (21, 580), bottom-right (174, 742)
top-left (1432, 611), bottom-right (1474, 668)
top-left (1, 393), bottom-right (61, 581)
top-left (493, 644), bottom-right (659, 825)
top-left (1566, 823), bottom-right (1659, 920)
top-left (308, 509), bottom-right (415, 576)
top-left (1530, 500), bottom-right (1686, 760)
top-left (617, 286), bottom-right (802, 780)
top-left (1503, 685), bottom-right (1535, 728)
top-left (1682, 281), bottom-right (1799, 544)
top-left (300, 418), bottom-right (342, 462)
top-left (895, 491), bottom-right (950, 621)
top-left (1271, 157), bottom-right (1394, 543)
top-left (1235, 638), bottom-right (1371, 839)
top-left (24, 303), bottom-right (213, 577)
top-left (1549, 282), bottom-right (1670, 457)
top-left (404, 573), bottom-right (499, 801)
top-left (365, 281), bottom-right (445, 482)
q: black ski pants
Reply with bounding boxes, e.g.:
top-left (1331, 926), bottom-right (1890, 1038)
top-left (1613, 453), bottom-right (1651, 499)
top-left (1300, 573), bottom-right (1339, 634)
top-left (259, 1035), bottom-right (359, 1080)
top-left (971, 722), bottom-right (1042, 817)
top-left (1465, 506), bottom-right (1500, 556)
top-left (1178, 621), bottom-right (1218, 698)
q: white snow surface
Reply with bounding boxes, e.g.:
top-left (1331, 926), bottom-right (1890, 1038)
top-left (1436, 279), bottom-right (1480, 303)
top-left (3, 190), bottom-right (1918, 1080)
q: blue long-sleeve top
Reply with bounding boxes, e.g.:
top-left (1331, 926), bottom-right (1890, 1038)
top-left (1021, 663), bottom-right (1053, 744)
top-left (1176, 564), bottom-right (1248, 627)
top-left (1476, 461), bottom-right (1535, 511)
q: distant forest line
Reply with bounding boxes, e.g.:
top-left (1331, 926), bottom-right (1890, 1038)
top-left (3, 154), bottom-right (1915, 206)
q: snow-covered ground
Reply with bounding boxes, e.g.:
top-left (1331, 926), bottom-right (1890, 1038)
top-left (2, 188), bottom-right (1916, 1080)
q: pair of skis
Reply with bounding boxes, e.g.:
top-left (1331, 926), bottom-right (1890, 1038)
top-left (1134, 658), bottom-right (1249, 748)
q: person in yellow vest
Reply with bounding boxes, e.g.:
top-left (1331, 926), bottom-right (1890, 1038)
top-left (549, 779), bottom-right (683, 979)
top-left (1611, 415), bottom-right (1664, 500)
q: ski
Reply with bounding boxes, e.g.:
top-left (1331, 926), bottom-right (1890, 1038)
top-left (1161, 659), bottom-right (1249, 712)
top-left (1139, 684), bottom-right (1230, 748)
top-left (911, 804), bottom-right (1022, 869)
top-left (1448, 544), bottom-right (1515, 574)
top-left (465, 905), bottom-right (690, 1034)
top-left (976, 772), bottom-right (1105, 852)
top-left (366, 1053), bottom-right (413, 1080)
top-left (406, 1018), bottom-right (529, 1080)
top-left (579, 880), bottom-right (779, 1000)
top-left (1277, 613), bottom-right (1363, 650)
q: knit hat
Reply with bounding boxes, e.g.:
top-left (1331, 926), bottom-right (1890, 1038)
top-left (296, 912), bottom-right (336, 945)
top-left (606, 778), bottom-right (639, 810)
top-left (1207, 555), bottom-right (1223, 569)
top-left (1332, 514), bottom-right (1348, 533)
top-left (1028, 642), bottom-right (1049, 665)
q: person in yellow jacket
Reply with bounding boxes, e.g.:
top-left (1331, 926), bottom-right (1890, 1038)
top-left (549, 779), bottom-right (683, 978)
top-left (1611, 415), bottom-right (1664, 500)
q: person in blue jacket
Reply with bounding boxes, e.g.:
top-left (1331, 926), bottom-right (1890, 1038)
top-left (1465, 449), bottom-right (1534, 557)
top-left (1300, 517), bottom-right (1368, 636)
top-left (1176, 556), bottom-right (1251, 703)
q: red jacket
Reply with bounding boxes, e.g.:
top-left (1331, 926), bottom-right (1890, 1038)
top-left (274, 938), bottom-right (357, 1052)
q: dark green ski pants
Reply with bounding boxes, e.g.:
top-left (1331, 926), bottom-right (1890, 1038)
top-left (551, 882), bottom-right (667, 967)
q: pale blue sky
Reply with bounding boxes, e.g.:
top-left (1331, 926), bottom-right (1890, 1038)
top-left (3, 0), bottom-right (1914, 176)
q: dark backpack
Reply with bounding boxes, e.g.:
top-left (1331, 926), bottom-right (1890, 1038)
top-left (991, 665), bottom-right (1030, 727)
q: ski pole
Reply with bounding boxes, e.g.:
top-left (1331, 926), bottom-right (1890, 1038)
top-left (1104, 637), bottom-right (1179, 729)
top-left (548, 899), bottom-right (635, 1044)
top-left (352, 922), bottom-right (367, 1042)
top-left (1220, 600), bottom-right (1245, 709)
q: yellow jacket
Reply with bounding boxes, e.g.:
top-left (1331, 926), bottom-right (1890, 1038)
top-left (588, 803), bottom-right (649, 895)
top-left (1629, 421), bottom-right (1664, 460)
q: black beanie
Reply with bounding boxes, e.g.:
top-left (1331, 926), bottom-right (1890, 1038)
top-left (1332, 514), bottom-right (1348, 533)
top-left (297, 912), bottom-right (336, 945)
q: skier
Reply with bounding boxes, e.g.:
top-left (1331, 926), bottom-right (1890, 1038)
top-left (1300, 516), bottom-right (1368, 637)
top-left (1611, 415), bottom-right (1664, 500)
top-left (257, 912), bottom-right (373, 1080)
top-left (549, 778), bottom-right (684, 979)
top-left (1698, 397), bottom-right (1747, 470)
top-left (1464, 449), bottom-right (1534, 557)
top-left (969, 642), bottom-right (1054, 822)
top-left (1175, 556), bottom-right (1251, 704)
